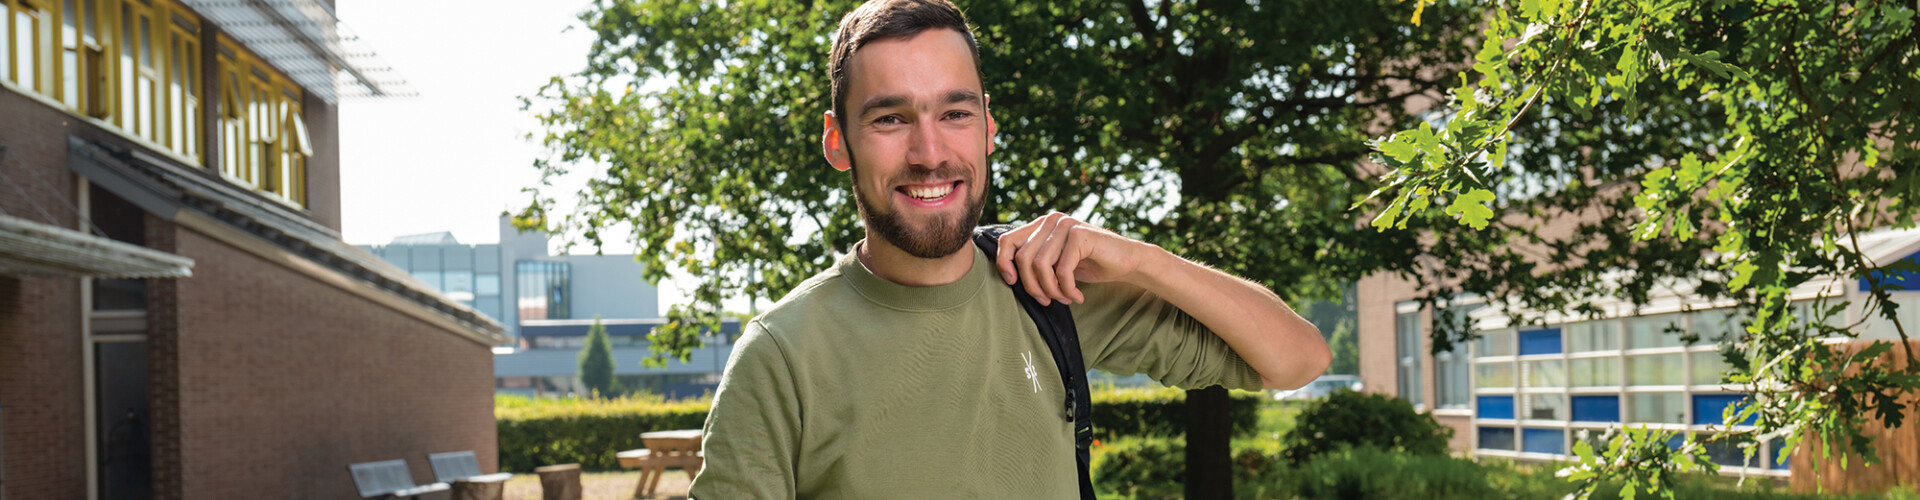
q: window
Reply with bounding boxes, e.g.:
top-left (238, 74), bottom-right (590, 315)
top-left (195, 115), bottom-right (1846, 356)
top-left (166, 13), bottom-right (196, 160)
top-left (1569, 357), bottom-right (1618, 387)
top-left (1395, 305), bottom-right (1422, 407)
top-left (1435, 304), bottom-right (1480, 409)
top-left (411, 270), bottom-right (442, 292)
top-left (1477, 395), bottom-right (1514, 419)
top-left (1566, 320), bottom-right (1618, 352)
top-left (1628, 392), bottom-right (1687, 423)
top-left (1523, 360), bottom-right (1565, 388)
top-left (11, 0), bottom-right (47, 92)
top-left (1570, 395), bottom-right (1620, 422)
top-left (1478, 427), bottom-right (1515, 451)
top-left (1626, 354), bottom-right (1684, 385)
top-left (517, 261), bottom-right (572, 320)
top-left (443, 270), bottom-right (473, 295)
top-left (1523, 394), bottom-right (1565, 420)
top-left (1476, 328), bottom-right (1515, 357)
top-left (1690, 351), bottom-right (1731, 386)
top-left (1475, 362), bottom-right (1513, 388)
top-left (217, 37), bottom-right (311, 206)
top-left (1626, 313), bottom-right (1686, 349)
top-left (466, 273), bottom-right (491, 296)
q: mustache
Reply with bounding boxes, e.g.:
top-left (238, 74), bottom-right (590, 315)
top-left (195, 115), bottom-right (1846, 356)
top-left (888, 165), bottom-right (971, 186)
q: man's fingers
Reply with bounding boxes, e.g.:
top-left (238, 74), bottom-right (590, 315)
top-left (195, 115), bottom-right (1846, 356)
top-left (1017, 214), bottom-right (1063, 305)
top-left (995, 222), bottom-right (1037, 284)
top-left (1032, 217), bottom-right (1079, 304)
top-left (1056, 227), bottom-right (1086, 304)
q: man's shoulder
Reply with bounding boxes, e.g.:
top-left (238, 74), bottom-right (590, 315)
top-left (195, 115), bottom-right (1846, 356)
top-left (748, 263), bottom-right (859, 340)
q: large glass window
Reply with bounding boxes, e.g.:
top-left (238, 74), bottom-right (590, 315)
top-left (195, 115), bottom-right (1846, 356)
top-left (1523, 394), bottom-right (1565, 420)
top-left (1435, 304), bottom-right (1480, 409)
top-left (1522, 428), bottom-right (1565, 455)
top-left (1627, 313), bottom-right (1686, 349)
top-left (1477, 328), bottom-right (1515, 357)
top-left (1476, 362), bottom-right (1513, 388)
top-left (1395, 306), bottom-right (1422, 407)
top-left (1478, 427), bottom-right (1516, 451)
top-left (1477, 395), bottom-right (1515, 419)
top-left (517, 261), bottom-right (572, 320)
top-left (1524, 360), bottom-right (1565, 388)
top-left (1626, 353), bottom-right (1684, 386)
top-left (1569, 358), bottom-right (1619, 387)
top-left (476, 274), bottom-right (501, 296)
top-left (1690, 308), bottom-right (1745, 343)
top-left (13, 0), bottom-right (45, 91)
top-left (1566, 320), bottom-right (1619, 352)
top-left (1518, 328), bottom-right (1562, 355)
top-left (1628, 392), bottom-right (1687, 423)
top-left (1570, 395), bottom-right (1620, 422)
top-left (1690, 351), bottom-right (1732, 386)
top-left (217, 37), bottom-right (309, 205)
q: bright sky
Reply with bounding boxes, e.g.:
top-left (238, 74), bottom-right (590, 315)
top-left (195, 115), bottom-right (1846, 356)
top-left (335, 0), bottom-right (734, 312)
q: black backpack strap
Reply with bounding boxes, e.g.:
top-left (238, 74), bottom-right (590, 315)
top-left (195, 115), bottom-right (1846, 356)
top-left (973, 225), bottom-right (1096, 500)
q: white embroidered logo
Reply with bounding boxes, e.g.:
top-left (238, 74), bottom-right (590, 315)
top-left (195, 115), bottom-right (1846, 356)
top-left (1022, 351), bottom-right (1041, 393)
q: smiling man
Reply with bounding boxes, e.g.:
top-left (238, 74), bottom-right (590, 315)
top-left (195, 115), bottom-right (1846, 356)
top-left (687, 1), bottom-right (1330, 498)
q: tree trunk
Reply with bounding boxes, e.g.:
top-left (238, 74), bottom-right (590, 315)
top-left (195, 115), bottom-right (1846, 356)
top-left (1184, 385), bottom-right (1233, 499)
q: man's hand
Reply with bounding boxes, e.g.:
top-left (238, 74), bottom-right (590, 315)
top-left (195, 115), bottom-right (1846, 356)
top-left (991, 212), bottom-right (1331, 390)
top-left (993, 212), bottom-right (1151, 306)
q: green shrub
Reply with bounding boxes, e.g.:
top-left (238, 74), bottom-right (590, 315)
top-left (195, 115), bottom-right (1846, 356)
top-left (1089, 436), bottom-right (1278, 500)
top-left (1279, 389), bottom-right (1452, 464)
top-left (1090, 385), bottom-right (1263, 441)
top-left (495, 394), bottom-right (710, 471)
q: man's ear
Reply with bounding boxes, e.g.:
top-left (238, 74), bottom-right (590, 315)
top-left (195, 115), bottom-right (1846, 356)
top-left (823, 111), bottom-right (852, 172)
top-left (984, 93), bottom-right (997, 155)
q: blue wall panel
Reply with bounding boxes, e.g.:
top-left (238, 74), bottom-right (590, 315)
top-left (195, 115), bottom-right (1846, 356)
top-left (1522, 428), bottom-right (1565, 455)
top-left (1570, 395), bottom-right (1621, 422)
top-left (1860, 251), bottom-right (1920, 292)
top-left (1478, 395), bottom-right (1515, 420)
top-left (1693, 394), bottom-right (1756, 426)
top-left (1519, 328), bottom-right (1563, 355)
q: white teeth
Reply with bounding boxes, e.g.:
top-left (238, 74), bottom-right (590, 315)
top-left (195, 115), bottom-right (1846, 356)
top-left (906, 183), bottom-right (954, 200)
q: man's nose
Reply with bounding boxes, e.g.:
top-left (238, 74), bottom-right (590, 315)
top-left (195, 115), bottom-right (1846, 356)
top-left (904, 119), bottom-right (945, 170)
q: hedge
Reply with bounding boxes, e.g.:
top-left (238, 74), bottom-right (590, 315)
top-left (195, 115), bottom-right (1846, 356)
top-left (496, 394), bottom-right (711, 472)
top-left (1089, 385), bottom-right (1263, 441)
top-left (495, 384), bottom-right (1261, 472)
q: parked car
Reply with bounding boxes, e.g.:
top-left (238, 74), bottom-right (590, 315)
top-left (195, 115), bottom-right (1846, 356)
top-left (1271, 374), bottom-right (1363, 401)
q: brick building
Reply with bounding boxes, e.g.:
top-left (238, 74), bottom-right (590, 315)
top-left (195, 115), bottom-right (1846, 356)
top-left (0, 0), bottom-right (509, 499)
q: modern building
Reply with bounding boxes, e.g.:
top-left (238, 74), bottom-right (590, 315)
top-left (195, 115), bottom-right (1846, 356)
top-left (1360, 224), bottom-right (1920, 489)
top-left (0, 0), bottom-right (510, 498)
top-left (358, 216), bottom-right (741, 399)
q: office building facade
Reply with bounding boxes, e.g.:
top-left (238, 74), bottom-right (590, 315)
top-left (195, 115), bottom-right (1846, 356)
top-left (360, 217), bottom-right (739, 399)
top-left (1359, 225), bottom-right (1920, 491)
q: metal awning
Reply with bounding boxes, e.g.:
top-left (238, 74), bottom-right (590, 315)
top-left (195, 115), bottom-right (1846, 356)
top-left (0, 214), bottom-right (193, 278)
top-left (181, 0), bottom-right (415, 103)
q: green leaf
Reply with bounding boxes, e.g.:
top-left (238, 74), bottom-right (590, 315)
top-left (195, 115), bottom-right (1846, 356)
top-left (1446, 188), bottom-right (1498, 230)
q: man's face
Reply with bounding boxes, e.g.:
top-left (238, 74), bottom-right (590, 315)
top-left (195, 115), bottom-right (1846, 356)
top-left (824, 28), bottom-right (994, 259)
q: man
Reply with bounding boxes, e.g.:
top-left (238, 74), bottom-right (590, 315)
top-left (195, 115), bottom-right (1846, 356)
top-left (689, 0), bottom-right (1329, 497)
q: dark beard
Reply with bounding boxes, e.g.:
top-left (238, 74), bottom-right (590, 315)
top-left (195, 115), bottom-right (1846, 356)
top-left (850, 160), bottom-right (986, 259)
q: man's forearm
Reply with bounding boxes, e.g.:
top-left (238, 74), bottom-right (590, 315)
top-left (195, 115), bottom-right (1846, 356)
top-left (1126, 242), bottom-right (1331, 390)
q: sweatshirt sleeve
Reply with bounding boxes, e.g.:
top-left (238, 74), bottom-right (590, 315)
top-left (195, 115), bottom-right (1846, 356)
top-left (690, 321), bottom-right (801, 499)
top-left (1069, 281), bottom-right (1264, 391)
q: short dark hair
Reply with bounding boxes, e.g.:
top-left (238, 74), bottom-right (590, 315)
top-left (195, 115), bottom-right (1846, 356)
top-left (828, 0), bottom-right (981, 129)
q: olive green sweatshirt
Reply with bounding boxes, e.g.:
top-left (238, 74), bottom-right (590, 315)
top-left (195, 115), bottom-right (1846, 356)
top-left (689, 242), bottom-right (1263, 499)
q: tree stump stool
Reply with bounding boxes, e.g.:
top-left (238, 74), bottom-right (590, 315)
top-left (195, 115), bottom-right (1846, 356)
top-left (534, 463), bottom-right (583, 500)
top-left (450, 476), bottom-right (507, 500)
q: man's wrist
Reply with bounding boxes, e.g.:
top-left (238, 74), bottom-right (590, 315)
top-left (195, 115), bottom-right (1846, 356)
top-left (1122, 239), bottom-right (1176, 290)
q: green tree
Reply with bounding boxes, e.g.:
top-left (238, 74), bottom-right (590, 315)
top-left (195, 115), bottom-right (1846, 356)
top-left (1364, 0), bottom-right (1920, 497)
top-left (517, 0), bottom-right (1478, 494)
top-left (578, 316), bottom-right (618, 398)
top-left (1325, 321), bottom-right (1359, 376)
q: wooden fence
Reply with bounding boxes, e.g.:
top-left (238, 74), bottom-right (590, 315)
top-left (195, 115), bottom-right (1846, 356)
top-left (1789, 339), bottom-right (1920, 494)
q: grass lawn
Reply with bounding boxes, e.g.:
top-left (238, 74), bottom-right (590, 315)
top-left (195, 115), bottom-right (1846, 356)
top-left (501, 470), bottom-right (693, 500)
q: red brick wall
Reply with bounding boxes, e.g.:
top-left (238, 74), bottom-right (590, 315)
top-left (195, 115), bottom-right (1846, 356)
top-left (1, 87), bottom-right (90, 500)
top-left (0, 276), bottom-right (88, 500)
top-left (170, 225), bottom-right (496, 500)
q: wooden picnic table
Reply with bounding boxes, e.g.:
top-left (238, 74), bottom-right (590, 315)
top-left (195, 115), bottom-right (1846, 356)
top-left (618, 429), bottom-right (704, 498)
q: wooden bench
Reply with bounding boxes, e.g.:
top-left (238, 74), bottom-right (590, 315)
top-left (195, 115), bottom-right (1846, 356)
top-left (347, 459), bottom-right (450, 499)
top-left (428, 451), bottom-right (513, 500)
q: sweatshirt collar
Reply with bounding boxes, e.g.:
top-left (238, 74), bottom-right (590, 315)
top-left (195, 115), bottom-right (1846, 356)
top-left (841, 240), bottom-right (992, 312)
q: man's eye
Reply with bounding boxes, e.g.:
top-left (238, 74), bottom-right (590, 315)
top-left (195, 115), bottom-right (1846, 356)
top-left (873, 115), bottom-right (905, 125)
top-left (944, 111), bottom-right (974, 120)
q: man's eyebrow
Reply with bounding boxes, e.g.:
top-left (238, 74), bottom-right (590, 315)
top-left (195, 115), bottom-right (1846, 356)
top-left (942, 89), bottom-right (983, 107)
top-left (859, 94), bottom-right (910, 118)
